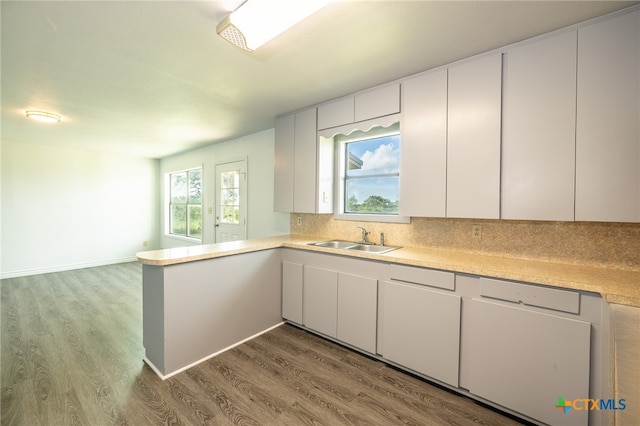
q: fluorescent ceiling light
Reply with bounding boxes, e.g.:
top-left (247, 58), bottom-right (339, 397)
top-left (217, 0), bottom-right (334, 51)
top-left (25, 110), bottom-right (61, 123)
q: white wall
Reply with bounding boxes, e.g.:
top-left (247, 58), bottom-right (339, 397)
top-left (160, 128), bottom-right (290, 249)
top-left (1, 140), bottom-right (160, 278)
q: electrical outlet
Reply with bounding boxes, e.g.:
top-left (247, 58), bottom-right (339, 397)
top-left (296, 216), bottom-right (302, 226)
top-left (143, 240), bottom-right (148, 247)
top-left (472, 225), bottom-right (482, 240)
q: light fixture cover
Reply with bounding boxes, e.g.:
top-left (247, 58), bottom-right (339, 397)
top-left (26, 110), bottom-right (61, 123)
top-left (217, 0), bottom-right (334, 51)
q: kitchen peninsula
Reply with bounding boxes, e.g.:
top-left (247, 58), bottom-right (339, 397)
top-left (138, 234), bottom-right (639, 425)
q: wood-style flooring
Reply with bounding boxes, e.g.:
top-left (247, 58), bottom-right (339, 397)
top-left (1, 262), bottom-right (526, 425)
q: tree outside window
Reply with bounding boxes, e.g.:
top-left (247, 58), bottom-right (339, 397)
top-left (169, 168), bottom-right (202, 239)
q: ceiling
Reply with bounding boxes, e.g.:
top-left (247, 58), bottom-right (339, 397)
top-left (2, 1), bottom-right (636, 159)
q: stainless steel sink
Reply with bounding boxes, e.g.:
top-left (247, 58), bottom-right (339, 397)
top-left (308, 240), bottom-right (400, 254)
top-left (309, 240), bottom-right (357, 249)
top-left (345, 244), bottom-right (399, 254)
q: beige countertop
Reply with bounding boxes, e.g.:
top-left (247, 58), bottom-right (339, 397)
top-left (137, 234), bottom-right (640, 307)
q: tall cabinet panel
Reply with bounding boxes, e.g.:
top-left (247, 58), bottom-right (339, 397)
top-left (274, 114), bottom-right (295, 212)
top-left (447, 54), bottom-right (502, 219)
top-left (293, 108), bottom-right (318, 213)
top-left (400, 69), bottom-right (448, 217)
top-left (502, 31), bottom-right (577, 221)
top-left (576, 10), bottom-right (640, 222)
top-left (274, 108), bottom-right (327, 213)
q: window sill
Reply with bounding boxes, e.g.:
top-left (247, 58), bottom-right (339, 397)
top-left (164, 234), bottom-right (203, 244)
top-left (334, 213), bottom-right (410, 224)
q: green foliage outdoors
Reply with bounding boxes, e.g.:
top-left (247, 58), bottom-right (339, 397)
top-left (347, 195), bottom-right (398, 214)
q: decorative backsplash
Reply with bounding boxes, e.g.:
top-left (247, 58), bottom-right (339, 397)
top-left (291, 214), bottom-right (640, 270)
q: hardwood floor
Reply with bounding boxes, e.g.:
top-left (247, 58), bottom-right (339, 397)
top-left (1, 262), bottom-right (526, 425)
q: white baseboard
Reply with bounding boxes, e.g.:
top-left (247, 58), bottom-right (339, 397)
top-left (0, 256), bottom-right (138, 279)
top-left (144, 322), bottom-right (284, 380)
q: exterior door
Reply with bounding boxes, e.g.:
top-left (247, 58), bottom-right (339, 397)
top-left (215, 159), bottom-right (247, 242)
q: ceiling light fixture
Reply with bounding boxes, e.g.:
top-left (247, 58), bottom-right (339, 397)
top-left (25, 110), bottom-right (61, 123)
top-left (217, 0), bottom-right (334, 51)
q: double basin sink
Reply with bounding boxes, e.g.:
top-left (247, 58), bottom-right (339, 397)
top-left (308, 240), bottom-right (400, 254)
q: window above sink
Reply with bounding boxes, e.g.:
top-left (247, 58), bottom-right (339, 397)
top-left (319, 114), bottom-right (409, 224)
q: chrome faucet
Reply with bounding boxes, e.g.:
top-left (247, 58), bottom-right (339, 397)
top-left (357, 226), bottom-right (370, 244)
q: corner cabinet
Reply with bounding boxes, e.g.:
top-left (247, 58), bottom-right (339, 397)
top-left (274, 108), bottom-right (333, 213)
top-left (281, 250), bottom-right (381, 355)
top-left (575, 10), bottom-right (640, 222)
top-left (282, 261), bottom-right (304, 325)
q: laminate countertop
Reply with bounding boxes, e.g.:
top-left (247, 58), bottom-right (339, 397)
top-left (137, 234), bottom-right (640, 308)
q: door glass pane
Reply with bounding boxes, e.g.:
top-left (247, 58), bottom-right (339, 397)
top-left (220, 170), bottom-right (240, 224)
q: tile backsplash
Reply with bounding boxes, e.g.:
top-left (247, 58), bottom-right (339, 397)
top-left (291, 214), bottom-right (640, 270)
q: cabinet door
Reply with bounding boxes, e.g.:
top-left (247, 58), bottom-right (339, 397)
top-left (354, 84), bottom-right (400, 123)
top-left (337, 273), bottom-right (377, 354)
top-left (447, 54), bottom-right (502, 219)
top-left (467, 299), bottom-right (590, 426)
top-left (293, 108), bottom-right (318, 213)
top-left (282, 261), bottom-right (303, 324)
top-left (400, 69), bottom-right (448, 217)
top-left (576, 10), bottom-right (640, 222)
top-left (303, 266), bottom-right (338, 337)
top-left (317, 97), bottom-right (354, 130)
top-left (274, 114), bottom-right (295, 212)
top-left (502, 31), bottom-right (577, 221)
top-left (382, 280), bottom-right (461, 386)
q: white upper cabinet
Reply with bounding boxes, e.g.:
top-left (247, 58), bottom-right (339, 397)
top-left (293, 108), bottom-right (318, 213)
top-left (354, 84), bottom-right (400, 123)
top-left (274, 108), bottom-right (329, 214)
top-left (447, 54), bottom-right (502, 219)
top-left (400, 69), bottom-right (448, 217)
top-left (317, 97), bottom-right (354, 130)
top-left (317, 84), bottom-right (400, 130)
top-left (274, 114), bottom-right (295, 212)
top-left (502, 31), bottom-right (578, 221)
top-left (576, 10), bottom-right (640, 222)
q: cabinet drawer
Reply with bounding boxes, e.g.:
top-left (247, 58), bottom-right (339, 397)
top-left (388, 264), bottom-right (454, 290)
top-left (479, 277), bottom-right (580, 314)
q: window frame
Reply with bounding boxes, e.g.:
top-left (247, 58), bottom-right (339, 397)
top-left (324, 115), bottom-right (409, 224)
top-left (166, 167), bottom-right (203, 241)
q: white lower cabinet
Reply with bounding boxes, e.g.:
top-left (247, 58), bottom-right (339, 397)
top-left (465, 299), bottom-right (591, 426)
top-left (281, 249), bottom-right (604, 426)
top-left (282, 250), bottom-right (380, 354)
top-left (303, 265), bottom-right (338, 338)
top-left (282, 261), bottom-right (303, 325)
top-left (337, 273), bottom-right (377, 354)
top-left (303, 267), bottom-right (378, 352)
top-left (381, 280), bottom-right (461, 387)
